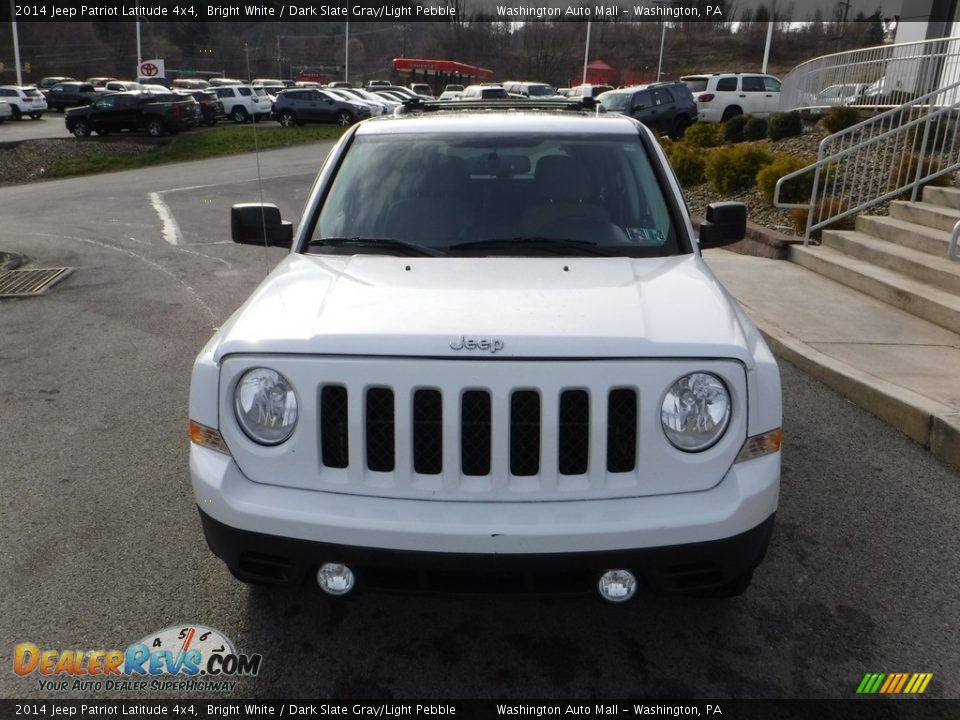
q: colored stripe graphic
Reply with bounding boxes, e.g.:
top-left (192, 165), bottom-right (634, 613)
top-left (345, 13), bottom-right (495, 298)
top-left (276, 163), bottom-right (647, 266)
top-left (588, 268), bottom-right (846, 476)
top-left (857, 673), bottom-right (932, 694)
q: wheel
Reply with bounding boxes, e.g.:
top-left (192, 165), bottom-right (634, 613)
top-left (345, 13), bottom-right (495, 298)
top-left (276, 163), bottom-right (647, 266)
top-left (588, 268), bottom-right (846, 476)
top-left (70, 119), bottom-right (90, 138)
top-left (10, 105), bottom-right (22, 120)
top-left (231, 106), bottom-right (249, 124)
top-left (278, 111), bottom-right (297, 128)
top-left (146, 118), bottom-right (164, 137)
top-left (29, 113), bottom-right (42, 120)
top-left (721, 106), bottom-right (742, 122)
top-left (335, 110), bottom-right (353, 127)
top-left (669, 116), bottom-right (689, 140)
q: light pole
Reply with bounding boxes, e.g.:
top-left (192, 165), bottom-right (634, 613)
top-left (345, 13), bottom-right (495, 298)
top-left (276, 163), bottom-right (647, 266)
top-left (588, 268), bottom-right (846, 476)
top-left (345, 21), bottom-right (349, 83)
top-left (657, 21), bottom-right (667, 81)
top-left (10, 0), bottom-right (23, 85)
top-left (582, 20), bottom-right (591, 85)
top-left (761, 0), bottom-right (776, 73)
top-left (135, 20), bottom-right (142, 79)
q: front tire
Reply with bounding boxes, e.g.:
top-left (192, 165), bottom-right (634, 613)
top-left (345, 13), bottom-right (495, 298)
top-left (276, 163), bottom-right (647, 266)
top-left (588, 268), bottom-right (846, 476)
top-left (335, 110), bottom-right (353, 127)
top-left (278, 111), bottom-right (297, 128)
top-left (231, 106), bottom-right (249, 124)
top-left (146, 118), bottom-right (165, 137)
top-left (669, 116), bottom-right (689, 140)
top-left (70, 119), bottom-right (90, 138)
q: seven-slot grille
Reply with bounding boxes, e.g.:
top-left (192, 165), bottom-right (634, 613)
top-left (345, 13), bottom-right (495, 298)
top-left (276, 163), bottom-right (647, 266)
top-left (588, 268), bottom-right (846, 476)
top-left (320, 386), bottom-right (638, 477)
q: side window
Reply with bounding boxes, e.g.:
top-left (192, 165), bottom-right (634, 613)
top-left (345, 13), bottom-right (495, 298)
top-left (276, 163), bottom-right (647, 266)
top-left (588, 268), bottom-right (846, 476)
top-left (633, 90), bottom-right (653, 110)
top-left (742, 76), bottom-right (765, 92)
top-left (215, 88), bottom-right (230, 98)
top-left (652, 88), bottom-right (673, 105)
top-left (238, 87), bottom-right (252, 97)
top-left (715, 77), bottom-right (738, 92)
top-left (0, 89), bottom-right (11, 97)
top-left (763, 77), bottom-right (782, 93)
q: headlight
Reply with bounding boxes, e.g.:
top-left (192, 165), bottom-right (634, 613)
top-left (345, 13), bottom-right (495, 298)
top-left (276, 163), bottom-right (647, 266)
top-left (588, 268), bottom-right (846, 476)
top-left (234, 368), bottom-right (298, 445)
top-left (660, 372), bottom-right (731, 452)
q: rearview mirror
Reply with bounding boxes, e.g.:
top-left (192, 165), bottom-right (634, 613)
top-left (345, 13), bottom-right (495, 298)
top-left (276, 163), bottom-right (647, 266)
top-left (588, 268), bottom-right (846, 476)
top-left (698, 202), bottom-right (746, 249)
top-left (231, 203), bottom-right (293, 248)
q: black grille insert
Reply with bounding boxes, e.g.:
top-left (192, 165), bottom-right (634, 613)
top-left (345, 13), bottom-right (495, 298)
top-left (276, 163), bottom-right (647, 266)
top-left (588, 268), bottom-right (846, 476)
top-left (320, 386), bottom-right (349, 468)
top-left (365, 387), bottom-right (395, 472)
top-left (607, 388), bottom-right (638, 472)
top-left (510, 390), bottom-right (541, 476)
top-left (413, 389), bottom-right (443, 475)
top-left (461, 390), bottom-right (491, 476)
top-left (558, 390), bottom-right (590, 475)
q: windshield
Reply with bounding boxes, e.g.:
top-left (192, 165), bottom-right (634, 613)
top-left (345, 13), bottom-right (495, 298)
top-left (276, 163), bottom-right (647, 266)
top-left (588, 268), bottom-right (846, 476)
top-left (599, 93), bottom-right (632, 111)
top-left (527, 84), bottom-right (557, 96)
top-left (311, 132), bottom-right (683, 257)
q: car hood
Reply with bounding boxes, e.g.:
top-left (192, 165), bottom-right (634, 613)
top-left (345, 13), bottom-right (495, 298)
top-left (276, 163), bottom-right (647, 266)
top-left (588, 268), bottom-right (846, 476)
top-left (212, 253), bottom-right (754, 363)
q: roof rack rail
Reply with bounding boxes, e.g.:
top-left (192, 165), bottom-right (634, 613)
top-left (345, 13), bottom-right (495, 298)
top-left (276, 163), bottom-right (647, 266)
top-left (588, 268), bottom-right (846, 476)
top-left (395, 97), bottom-right (603, 115)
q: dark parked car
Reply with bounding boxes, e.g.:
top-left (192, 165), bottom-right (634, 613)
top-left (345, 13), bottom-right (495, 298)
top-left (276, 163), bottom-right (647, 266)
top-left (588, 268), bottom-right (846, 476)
top-left (175, 89), bottom-right (223, 126)
top-left (598, 82), bottom-right (698, 139)
top-left (44, 82), bottom-right (102, 111)
top-left (37, 76), bottom-right (75, 91)
top-left (272, 88), bottom-right (372, 127)
top-left (64, 91), bottom-right (195, 137)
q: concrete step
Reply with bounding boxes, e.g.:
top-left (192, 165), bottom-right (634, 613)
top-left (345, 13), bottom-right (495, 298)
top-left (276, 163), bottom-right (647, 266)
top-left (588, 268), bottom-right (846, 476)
top-left (889, 200), bottom-right (960, 233)
top-left (922, 185), bottom-right (960, 210)
top-left (856, 215), bottom-right (952, 257)
top-left (788, 244), bottom-right (960, 334)
top-left (821, 230), bottom-right (960, 294)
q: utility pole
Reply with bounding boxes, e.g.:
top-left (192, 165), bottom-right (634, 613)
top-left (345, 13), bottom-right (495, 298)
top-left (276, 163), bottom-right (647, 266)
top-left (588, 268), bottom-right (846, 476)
top-left (762, 0), bottom-right (776, 73)
top-left (835, 0), bottom-right (852, 53)
top-left (582, 20), bottom-right (591, 84)
top-left (11, 0), bottom-right (23, 85)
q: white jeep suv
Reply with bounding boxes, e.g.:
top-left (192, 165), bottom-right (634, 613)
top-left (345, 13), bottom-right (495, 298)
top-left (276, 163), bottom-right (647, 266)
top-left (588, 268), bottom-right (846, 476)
top-left (682, 72), bottom-right (782, 123)
top-left (189, 104), bottom-right (782, 601)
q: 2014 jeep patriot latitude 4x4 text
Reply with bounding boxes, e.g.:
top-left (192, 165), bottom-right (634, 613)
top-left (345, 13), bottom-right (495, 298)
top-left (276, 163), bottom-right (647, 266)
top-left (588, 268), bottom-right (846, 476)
top-left (189, 103), bottom-right (783, 602)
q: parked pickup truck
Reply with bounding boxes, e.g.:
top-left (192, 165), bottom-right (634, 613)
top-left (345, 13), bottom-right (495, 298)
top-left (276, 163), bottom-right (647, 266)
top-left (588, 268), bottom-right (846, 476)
top-left (64, 91), bottom-right (196, 137)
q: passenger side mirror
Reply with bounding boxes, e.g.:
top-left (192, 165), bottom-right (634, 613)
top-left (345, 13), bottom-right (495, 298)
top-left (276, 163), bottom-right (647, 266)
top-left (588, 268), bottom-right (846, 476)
top-left (231, 203), bottom-right (293, 248)
top-left (698, 202), bottom-right (746, 249)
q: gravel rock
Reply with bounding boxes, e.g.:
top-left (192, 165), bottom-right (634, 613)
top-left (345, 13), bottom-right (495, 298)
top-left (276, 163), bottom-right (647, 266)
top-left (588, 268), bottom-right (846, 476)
top-left (0, 138), bottom-right (156, 186)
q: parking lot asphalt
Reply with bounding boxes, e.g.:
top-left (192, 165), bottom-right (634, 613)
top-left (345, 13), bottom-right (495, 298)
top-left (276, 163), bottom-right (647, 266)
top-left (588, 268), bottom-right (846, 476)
top-left (1, 145), bottom-right (959, 700)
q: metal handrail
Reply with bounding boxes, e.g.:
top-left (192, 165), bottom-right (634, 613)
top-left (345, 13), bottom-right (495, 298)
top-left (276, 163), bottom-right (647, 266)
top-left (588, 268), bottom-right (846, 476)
top-left (781, 36), bottom-right (960, 112)
top-left (774, 78), bottom-right (960, 246)
top-left (950, 220), bottom-right (960, 261)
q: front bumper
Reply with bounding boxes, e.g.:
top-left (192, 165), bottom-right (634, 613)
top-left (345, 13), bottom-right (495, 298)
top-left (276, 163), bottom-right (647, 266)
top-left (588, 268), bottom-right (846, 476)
top-left (191, 445), bottom-right (779, 593)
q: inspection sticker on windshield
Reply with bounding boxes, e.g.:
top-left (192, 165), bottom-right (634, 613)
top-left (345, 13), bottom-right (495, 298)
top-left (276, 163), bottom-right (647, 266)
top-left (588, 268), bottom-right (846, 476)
top-left (626, 227), bottom-right (665, 245)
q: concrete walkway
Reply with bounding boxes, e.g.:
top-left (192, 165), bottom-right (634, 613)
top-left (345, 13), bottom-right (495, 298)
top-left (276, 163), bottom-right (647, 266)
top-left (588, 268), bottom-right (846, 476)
top-left (705, 249), bottom-right (960, 472)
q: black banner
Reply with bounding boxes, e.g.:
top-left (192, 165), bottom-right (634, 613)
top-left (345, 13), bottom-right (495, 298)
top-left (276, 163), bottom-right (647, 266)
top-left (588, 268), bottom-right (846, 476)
top-left (1, 700), bottom-right (958, 720)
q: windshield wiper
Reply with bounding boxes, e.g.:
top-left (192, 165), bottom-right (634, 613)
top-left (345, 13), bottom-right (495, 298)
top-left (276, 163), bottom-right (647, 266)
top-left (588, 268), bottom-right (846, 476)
top-left (309, 236), bottom-right (445, 257)
top-left (449, 237), bottom-right (612, 256)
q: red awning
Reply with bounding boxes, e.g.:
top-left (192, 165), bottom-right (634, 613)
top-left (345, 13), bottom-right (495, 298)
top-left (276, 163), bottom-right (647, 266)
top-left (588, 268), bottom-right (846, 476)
top-left (392, 58), bottom-right (494, 78)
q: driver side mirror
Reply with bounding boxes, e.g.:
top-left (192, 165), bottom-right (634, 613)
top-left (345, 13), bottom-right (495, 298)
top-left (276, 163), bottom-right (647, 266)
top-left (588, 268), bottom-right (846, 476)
top-left (699, 202), bottom-right (747, 249)
top-left (231, 203), bottom-right (293, 248)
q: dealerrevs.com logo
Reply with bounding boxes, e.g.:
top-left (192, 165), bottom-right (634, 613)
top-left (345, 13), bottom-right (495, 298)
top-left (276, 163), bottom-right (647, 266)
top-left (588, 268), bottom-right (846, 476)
top-left (14, 624), bottom-right (262, 693)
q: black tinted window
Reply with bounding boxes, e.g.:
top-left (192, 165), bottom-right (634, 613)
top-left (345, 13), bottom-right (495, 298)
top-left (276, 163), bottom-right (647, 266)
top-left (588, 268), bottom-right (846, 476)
top-left (742, 76), bottom-right (765, 92)
top-left (716, 77), bottom-right (738, 91)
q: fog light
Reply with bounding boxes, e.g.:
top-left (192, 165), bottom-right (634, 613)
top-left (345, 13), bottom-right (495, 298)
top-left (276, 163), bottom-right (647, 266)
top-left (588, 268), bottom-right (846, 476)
top-left (317, 563), bottom-right (355, 596)
top-left (598, 569), bottom-right (638, 603)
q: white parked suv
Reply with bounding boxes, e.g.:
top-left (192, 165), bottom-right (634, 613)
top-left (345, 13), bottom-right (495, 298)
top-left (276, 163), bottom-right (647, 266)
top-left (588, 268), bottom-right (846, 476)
top-left (0, 85), bottom-right (48, 119)
top-left (682, 72), bottom-right (782, 122)
top-left (212, 84), bottom-right (270, 123)
top-left (189, 104), bottom-right (783, 602)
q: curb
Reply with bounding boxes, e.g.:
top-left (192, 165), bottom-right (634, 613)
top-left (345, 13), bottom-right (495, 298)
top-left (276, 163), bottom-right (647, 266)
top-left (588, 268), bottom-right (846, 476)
top-left (693, 216), bottom-right (801, 260)
top-left (752, 319), bottom-right (960, 473)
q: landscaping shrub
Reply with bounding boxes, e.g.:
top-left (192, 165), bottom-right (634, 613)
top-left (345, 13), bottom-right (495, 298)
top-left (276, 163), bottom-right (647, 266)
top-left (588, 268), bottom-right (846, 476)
top-left (705, 143), bottom-right (775, 193)
top-left (666, 142), bottom-right (708, 186)
top-left (821, 106), bottom-right (860, 134)
top-left (790, 196), bottom-right (855, 237)
top-left (887, 151), bottom-right (953, 194)
top-left (723, 114), bottom-right (748, 143)
top-left (743, 116), bottom-right (769, 141)
top-left (767, 111), bottom-right (803, 140)
top-left (682, 122), bottom-right (725, 148)
top-left (756, 154), bottom-right (815, 205)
